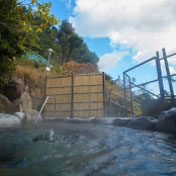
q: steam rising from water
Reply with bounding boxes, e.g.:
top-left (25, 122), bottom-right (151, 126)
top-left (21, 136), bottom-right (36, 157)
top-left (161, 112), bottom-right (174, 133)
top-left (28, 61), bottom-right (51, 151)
top-left (0, 120), bottom-right (176, 176)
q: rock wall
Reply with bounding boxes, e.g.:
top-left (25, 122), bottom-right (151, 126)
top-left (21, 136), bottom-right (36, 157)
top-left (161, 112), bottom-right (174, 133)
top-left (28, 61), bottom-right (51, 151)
top-left (20, 92), bottom-right (32, 111)
top-left (0, 94), bottom-right (11, 113)
top-left (2, 78), bottom-right (25, 101)
top-left (141, 99), bottom-right (171, 117)
top-left (0, 107), bottom-right (176, 134)
top-left (0, 78), bottom-right (33, 113)
top-left (157, 107), bottom-right (176, 134)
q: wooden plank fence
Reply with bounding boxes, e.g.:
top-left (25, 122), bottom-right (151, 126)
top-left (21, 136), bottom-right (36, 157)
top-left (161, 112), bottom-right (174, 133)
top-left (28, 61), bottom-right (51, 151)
top-left (44, 73), bottom-right (105, 118)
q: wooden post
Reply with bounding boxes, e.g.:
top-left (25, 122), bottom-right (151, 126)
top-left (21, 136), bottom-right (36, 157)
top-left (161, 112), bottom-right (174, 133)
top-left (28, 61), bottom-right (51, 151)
top-left (54, 97), bottom-right (56, 117)
top-left (162, 48), bottom-right (175, 106)
top-left (155, 51), bottom-right (165, 98)
top-left (44, 75), bottom-right (47, 99)
top-left (102, 72), bottom-right (106, 117)
top-left (70, 73), bottom-right (74, 118)
top-left (43, 75), bottom-right (47, 117)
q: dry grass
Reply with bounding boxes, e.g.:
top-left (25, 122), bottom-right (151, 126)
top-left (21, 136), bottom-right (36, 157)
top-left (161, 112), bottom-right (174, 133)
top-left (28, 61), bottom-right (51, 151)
top-left (16, 65), bottom-right (45, 96)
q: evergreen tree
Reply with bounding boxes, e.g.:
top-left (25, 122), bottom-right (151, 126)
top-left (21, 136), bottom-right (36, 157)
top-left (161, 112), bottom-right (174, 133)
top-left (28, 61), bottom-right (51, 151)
top-left (57, 20), bottom-right (99, 66)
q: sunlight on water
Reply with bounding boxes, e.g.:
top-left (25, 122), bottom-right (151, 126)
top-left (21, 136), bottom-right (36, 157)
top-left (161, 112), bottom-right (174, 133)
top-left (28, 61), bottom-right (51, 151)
top-left (0, 121), bottom-right (176, 176)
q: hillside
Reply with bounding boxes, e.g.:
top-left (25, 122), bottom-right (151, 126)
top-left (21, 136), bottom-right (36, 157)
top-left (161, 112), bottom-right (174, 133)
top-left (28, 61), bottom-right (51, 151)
top-left (0, 0), bottom-right (142, 116)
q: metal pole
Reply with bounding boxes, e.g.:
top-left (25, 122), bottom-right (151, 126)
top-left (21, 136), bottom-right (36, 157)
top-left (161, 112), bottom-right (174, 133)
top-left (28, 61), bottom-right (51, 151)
top-left (34, 96), bottom-right (50, 125)
top-left (124, 57), bottom-right (155, 73)
top-left (162, 48), bottom-right (175, 106)
top-left (128, 76), bottom-right (134, 116)
top-left (47, 48), bottom-right (53, 66)
top-left (123, 73), bottom-right (127, 116)
top-left (47, 53), bottom-right (51, 66)
top-left (155, 51), bottom-right (165, 98)
top-left (130, 82), bottom-right (160, 98)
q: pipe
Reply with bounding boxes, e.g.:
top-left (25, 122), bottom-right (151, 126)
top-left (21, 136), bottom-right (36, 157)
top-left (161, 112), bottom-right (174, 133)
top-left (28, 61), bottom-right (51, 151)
top-left (34, 96), bottom-right (50, 125)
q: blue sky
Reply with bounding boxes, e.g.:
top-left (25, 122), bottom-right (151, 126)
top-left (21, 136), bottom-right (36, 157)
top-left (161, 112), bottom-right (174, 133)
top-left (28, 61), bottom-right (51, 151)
top-left (49, 0), bottom-right (137, 80)
top-left (37, 0), bottom-right (176, 95)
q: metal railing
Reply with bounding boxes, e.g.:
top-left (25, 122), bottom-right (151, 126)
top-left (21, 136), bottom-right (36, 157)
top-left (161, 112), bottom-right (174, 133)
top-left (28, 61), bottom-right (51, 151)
top-left (123, 48), bottom-right (176, 115)
top-left (107, 90), bottom-right (141, 116)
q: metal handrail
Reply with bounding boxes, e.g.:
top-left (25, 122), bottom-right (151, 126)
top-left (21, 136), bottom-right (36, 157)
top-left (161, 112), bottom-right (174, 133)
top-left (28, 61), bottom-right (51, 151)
top-left (110, 91), bottom-right (140, 106)
top-left (123, 48), bottom-right (176, 115)
top-left (110, 100), bottom-right (132, 113)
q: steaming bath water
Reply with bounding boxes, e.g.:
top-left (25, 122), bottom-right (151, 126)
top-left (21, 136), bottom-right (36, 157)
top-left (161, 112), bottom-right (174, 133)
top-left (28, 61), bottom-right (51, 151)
top-left (0, 120), bottom-right (176, 176)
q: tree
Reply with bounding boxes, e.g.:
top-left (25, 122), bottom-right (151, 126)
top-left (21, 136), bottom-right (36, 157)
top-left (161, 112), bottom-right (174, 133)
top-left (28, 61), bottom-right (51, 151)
top-left (0, 0), bottom-right (22, 84)
top-left (0, 0), bottom-right (60, 85)
top-left (57, 21), bottom-right (75, 63)
top-left (135, 92), bottom-right (153, 103)
top-left (56, 21), bottom-right (99, 66)
top-left (105, 74), bottom-right (113, 81)
top-left (29, 21), bottom-right (62, 62)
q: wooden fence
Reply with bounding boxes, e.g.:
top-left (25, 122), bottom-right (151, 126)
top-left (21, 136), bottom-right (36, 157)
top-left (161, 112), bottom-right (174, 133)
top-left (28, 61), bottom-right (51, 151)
top-left (44, 73), bottom-right (105, 118)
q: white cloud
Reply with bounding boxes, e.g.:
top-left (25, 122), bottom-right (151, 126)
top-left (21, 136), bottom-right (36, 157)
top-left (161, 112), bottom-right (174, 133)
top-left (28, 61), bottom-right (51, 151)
top-left (169, 66), bottom-right (176, 74)
top-left (160, 60), bottom-right (176, 76)
top-left (70, 0), bottom-right (176, 64)
top-left (98, 50), bottom-right (129, 72)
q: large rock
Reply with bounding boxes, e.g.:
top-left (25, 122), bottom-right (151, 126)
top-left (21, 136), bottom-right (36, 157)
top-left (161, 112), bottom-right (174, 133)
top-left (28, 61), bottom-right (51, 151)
top-left (157, 107), bottom-right (176, 134)
top-left (3, 91), bottom-right (32, 114)
top-left (8, 99), bottom-right (22, 114)
top-left (126, 116), bottom-right (157, 131)
top-left (2, 78), bottom-right (24, 101)
top-left (0, 93), bottom-right (23, 114)
top-left (141, 99), bottom-right (171, 117)
top-left (0, 94), bottom-right (11, 113)
top-left (14, 112), bottom-right (26, 123)
top-left (112, 117), bottom-right (132, 127)
top-left (0, 113), bottom-right (21, 130)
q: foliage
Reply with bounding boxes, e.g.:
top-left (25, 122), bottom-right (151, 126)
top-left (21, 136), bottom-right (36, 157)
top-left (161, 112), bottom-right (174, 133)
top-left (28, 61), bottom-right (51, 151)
top-left (56, 21), bottom-right (99, 66)
top-left (0, 0), bottom-right (60, 85)
top-left (0, 0), bottom-right (20, 85)
top-left (105, 73), bottom-right (113, 82)
top-left (28, 17), bottom-right (62, 61)
top-left (16, 64), bottom-right (45, 96)
top-left (105, 78), bottom-right (142, 115)
top-left (28, 20), bottom-right (99, 67)
top-left (61, 61), bottom-right (99, 75)
top-left (50, 62), bottom-right (62, 76)
top-left (135, 92), bottom-right (153, 103)
top-left (0, 1), bottom-right (99, 96)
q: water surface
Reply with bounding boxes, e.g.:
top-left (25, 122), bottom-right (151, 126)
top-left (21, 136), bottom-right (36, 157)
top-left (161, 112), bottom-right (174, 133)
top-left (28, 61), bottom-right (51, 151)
top-left (0, 120), bottom-right (176, 176)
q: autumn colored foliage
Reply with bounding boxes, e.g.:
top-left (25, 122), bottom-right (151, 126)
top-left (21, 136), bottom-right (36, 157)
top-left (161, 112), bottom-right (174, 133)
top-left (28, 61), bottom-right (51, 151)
top-left (62, 61), bottom-right (99, 75)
